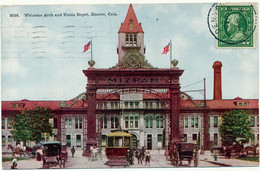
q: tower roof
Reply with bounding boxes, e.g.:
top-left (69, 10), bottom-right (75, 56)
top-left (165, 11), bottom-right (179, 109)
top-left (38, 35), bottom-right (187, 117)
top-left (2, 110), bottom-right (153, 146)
top-left (118, 4), bottom-right (144, 33)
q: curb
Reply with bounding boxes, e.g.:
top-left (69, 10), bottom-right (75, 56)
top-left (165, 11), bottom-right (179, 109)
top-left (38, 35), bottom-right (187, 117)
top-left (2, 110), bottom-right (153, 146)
top-left (201, 160), bottom-right (232, 167)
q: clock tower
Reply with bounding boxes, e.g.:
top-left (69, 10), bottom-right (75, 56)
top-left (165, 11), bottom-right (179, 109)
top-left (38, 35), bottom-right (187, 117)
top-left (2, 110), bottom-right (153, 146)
top-left (117, 4), bottom-right (145, 63)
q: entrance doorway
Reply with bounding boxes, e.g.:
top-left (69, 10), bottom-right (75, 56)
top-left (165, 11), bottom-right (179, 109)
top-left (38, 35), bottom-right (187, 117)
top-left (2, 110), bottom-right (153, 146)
top-left (147, 134), bottom-right (152, 150)
top-left (131, 134), bottom-right (138, 147)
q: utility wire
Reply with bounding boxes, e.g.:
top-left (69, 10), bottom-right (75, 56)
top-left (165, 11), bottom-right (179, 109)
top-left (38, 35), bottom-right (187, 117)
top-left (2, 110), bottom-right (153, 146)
top-left (182, 79), bottom-right (204, 89)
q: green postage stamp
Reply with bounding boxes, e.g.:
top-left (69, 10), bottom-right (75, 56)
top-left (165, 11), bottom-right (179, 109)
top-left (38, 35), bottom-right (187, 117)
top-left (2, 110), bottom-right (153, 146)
top-left (208, 3), bottom-right (257, 48)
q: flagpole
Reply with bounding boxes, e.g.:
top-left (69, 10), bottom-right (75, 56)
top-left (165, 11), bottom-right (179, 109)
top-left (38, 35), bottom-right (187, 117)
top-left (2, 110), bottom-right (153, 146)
top-left (91, 37), bottom-right (93, 60)
top-left (170, 40), bottom-right (172, 68)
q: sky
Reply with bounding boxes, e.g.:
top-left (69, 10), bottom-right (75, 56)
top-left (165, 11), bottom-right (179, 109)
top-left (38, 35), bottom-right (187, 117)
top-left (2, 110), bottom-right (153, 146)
top-left (1, 2), bottom-right (259, 101)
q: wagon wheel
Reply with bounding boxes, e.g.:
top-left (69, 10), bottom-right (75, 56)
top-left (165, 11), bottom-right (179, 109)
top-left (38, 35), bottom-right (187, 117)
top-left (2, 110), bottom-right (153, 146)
top-left (62, 159), bottom-right (66, 168)
top-left (59, 159), bottom-right (62, 168)
top-left (188, 159), bottom-right (191, 166)
top-left (175, 152), bottom-right (179, 167)
top-left (42, 160), bottom-right (46, 169)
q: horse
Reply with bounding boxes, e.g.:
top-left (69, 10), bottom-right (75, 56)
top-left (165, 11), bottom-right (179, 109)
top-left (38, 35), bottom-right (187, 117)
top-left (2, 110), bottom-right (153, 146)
top-left (7, 145), bottom-right (24, 157)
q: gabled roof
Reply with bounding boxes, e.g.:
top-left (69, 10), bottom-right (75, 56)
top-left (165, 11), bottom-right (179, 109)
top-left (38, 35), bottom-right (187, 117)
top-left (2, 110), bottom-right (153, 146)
top-left (180, 99), bottom-right (259, 110)
top-left (118, 4), bottom-right (144, 33)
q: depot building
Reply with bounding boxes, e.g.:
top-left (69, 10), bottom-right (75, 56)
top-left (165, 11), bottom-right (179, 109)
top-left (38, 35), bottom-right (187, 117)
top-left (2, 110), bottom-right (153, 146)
top-left (2, 4), bottom-right (259, 154)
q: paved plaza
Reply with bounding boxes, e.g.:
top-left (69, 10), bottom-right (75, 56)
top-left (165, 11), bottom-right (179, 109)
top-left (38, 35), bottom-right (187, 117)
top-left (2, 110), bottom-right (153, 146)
top-left (1, 149), bottom-right (259, 169)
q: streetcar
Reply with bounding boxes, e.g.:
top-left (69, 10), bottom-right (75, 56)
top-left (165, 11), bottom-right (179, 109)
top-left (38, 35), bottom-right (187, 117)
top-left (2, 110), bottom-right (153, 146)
top-left (105, 130), bottom-right (133, 166)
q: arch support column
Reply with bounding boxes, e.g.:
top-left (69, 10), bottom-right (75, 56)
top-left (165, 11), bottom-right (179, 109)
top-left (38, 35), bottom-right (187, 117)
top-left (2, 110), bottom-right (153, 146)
top-left (170, 86), bottom-right (181, 144)
top-left (83, 86), bottom-right (97, 156)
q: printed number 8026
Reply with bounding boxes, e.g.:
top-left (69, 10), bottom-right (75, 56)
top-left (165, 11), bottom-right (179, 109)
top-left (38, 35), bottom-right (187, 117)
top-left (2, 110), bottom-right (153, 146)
top-left (10, 14), bottom-right (20, 17)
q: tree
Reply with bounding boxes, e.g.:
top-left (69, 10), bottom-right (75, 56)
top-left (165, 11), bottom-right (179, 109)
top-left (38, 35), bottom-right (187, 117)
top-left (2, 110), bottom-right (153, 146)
top-left (219, 109), bottom-right (253, 145)
top-left (11, 105), bottom-right (54, 143)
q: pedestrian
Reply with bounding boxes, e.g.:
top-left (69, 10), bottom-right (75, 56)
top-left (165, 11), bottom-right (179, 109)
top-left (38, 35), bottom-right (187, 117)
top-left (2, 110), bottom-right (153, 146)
top-left (145, 151), bottom-right (151, 166)
top-left (137, 149), bottom-right (143, 165)
top-left (129, 147), bottom-right (134, 165)
top-left (11, 155), bottom-right (17, 169)
top-left (71, 146), bottom-right (75, 158)
top-left (92, 146), bottom-right (98, 161)
top-left (126, 150), bottom-right (130, 166)
top-left (226, 145), bottom-right (231, 159)
top-left (141, 147), bottom-right (146, 161)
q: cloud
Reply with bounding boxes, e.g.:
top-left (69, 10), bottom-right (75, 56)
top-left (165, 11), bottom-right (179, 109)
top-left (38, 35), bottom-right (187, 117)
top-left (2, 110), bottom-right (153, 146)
top-left (2, 58), bottom-right (28, 76)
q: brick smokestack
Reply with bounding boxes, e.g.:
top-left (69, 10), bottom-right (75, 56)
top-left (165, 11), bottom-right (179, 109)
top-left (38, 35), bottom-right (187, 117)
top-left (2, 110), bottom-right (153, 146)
top-left (213, 61), bottom-right (222, 100)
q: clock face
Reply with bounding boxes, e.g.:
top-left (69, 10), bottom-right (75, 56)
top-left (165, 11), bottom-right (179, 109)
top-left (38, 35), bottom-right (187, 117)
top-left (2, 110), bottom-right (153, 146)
top-left (126, 55), bottom-right (139, 68)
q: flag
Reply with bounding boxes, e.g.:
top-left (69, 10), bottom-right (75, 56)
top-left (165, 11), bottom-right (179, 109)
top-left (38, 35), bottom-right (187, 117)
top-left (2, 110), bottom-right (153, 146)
top-left (83, 41), bottom-right (91, 53)
top-left (162, 42), bottom-right (170, 54)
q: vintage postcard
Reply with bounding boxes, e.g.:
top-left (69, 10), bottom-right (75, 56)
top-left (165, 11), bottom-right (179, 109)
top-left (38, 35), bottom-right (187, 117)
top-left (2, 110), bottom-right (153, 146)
top-left (1, 0), bottom-right (259, 170)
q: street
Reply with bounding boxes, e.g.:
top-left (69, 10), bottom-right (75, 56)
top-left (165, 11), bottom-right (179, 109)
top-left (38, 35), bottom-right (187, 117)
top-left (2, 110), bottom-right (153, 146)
top-left (2, 149), bottom-right (259, 169)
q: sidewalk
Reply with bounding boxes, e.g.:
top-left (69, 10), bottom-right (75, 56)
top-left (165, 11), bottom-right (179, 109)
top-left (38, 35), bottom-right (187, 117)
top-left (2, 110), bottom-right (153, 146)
top-left (201, 156), bottom-right (259, 167)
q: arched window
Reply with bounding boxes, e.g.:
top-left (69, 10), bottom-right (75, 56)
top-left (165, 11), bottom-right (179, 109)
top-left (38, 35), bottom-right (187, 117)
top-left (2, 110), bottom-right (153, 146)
top-left (129, 20), bottom-right (133, 30)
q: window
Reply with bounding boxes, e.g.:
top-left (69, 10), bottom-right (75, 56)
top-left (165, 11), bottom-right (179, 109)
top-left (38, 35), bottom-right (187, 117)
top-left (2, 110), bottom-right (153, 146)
top-left (145, 115), bottom-right (153, 128)
top-left (76, 135), bottom-right (81, 147)
top-left (104, 102), bottom-right (107, 109)
top-left (149, 102), bottom-right (153, 109)
top-left (214, 133), bottom-right (218, 146)
top-left (243, 102), bottom-right (248, 106)
top-left (191, 118), bottom-right (194, 128)
top-left (18, 104), bottom-right (22, 108)
top-left (125, 114), bottom-right (139, 129)
top-left (183, 134), bottom-right (187, 142)
top-left (111, 116), bottom-right (119, 129)
top-left (257, 116), bottom-right (259, 127)
top-left (184, 118), bottom-right (188, 128)
top-left (195, 118), bottom-right (199, 128)
top-left (238, 102), bottom-right (243, 106)
top-left (129, 19), bottom-right (133, 30)
top-left (111, 102), bottom-right (115, 109)
top-left (7, 118), bottom-right (12, 129)
top-left (251, 134), bottom-right (255, 146)
top-left (101, 115), bottom-right (107, 129)
top-left (156, 115), bottom-right (164, 128)
top-left (2, 118), bottom-right (5, 129)
top-left (213, 116), bottom-right (218, 127)
top-left (11, 104), bottom-right (16, 108)
top-left (66, 135), bottom-right (71, 147)
top-left (157, 134), bottom-right (162, 142)
top-left (250, 116), bottom-right (255, 127)
top-left (115, 102), bottom-right (119, 109)
top-left (208, 116), bottom-right (211, 128)
top-left (144, 101), bottom-right (148, 109)
top-left (75, 118), bottom-right (83, 129)
top-left (126, 34), bottom-right (137, 46)
top-left (102, 135), bottom-right (106, 147)
top-left (135, 102), bottom-right (139, 109)
top-left (2, 136), bottom-right (6, 146)
top-left (156, 102), bottom-right (160, 109)
top-left (130, 102), bottom-right (134, 109)
top-left (124, 102), bottom-right (129, 109)
top-left (192, 134), bottom-right (197, 144)
top-left (7, 135), bottom-right (12, 145)
top-left (65, 117), bottom-right (72, 129)
top-left (53, 118), bottom-right (58, 129)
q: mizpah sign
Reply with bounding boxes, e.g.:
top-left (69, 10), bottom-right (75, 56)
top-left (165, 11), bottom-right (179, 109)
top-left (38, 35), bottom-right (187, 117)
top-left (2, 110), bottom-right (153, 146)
top-left (107, 77), bottom-right (159, 84)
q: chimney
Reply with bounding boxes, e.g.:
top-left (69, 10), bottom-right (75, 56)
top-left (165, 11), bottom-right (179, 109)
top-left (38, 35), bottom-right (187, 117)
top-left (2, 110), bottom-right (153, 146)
top-left (212, 61), bottom-right (222, 100)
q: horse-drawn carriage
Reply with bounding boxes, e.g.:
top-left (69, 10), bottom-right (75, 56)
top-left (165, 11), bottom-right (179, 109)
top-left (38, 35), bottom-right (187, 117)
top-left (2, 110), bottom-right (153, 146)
top-left (41, 142), bottom-right (67, 169)
top-left (168, 142), bottom-right (198, 167)
top-left (105, 130), bottom-right (133, 167)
